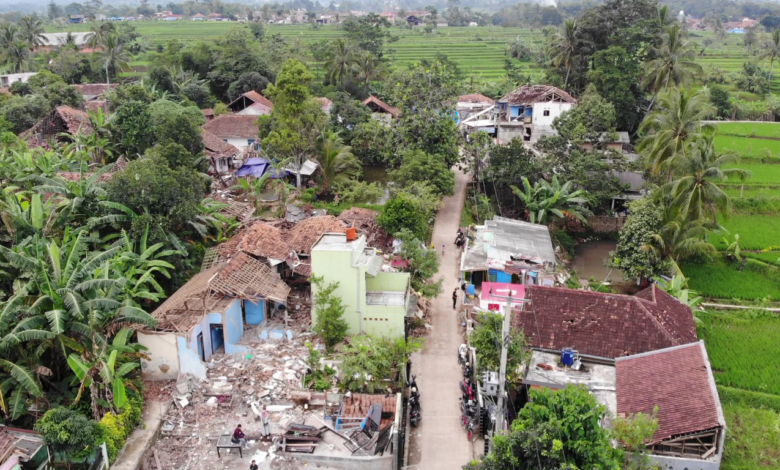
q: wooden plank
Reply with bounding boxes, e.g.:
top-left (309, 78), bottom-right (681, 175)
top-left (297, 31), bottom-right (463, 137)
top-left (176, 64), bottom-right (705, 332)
top-left (154, 449), bottom-right (163, 470)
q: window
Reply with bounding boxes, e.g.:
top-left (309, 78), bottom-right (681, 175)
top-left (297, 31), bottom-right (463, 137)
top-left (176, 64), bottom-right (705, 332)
top-left (543, 110), bottom-right (550, 117)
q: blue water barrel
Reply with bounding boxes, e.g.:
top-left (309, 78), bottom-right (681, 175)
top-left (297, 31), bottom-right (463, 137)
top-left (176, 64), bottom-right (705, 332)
top-left (466, 284), bottom-right (475, 296)
top-left (561, 348), bottom-right (575, 366)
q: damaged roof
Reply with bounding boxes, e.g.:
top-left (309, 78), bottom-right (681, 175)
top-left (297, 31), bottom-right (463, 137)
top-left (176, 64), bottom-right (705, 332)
top-left (202, 114), bottom-right (259, 139)
top-left (287, 216), bottom-right (346, 254)
top-left (616, 342), bottom-right (723, 443)
top-left (363, 96), bottom-right (400, 118)
top-left (337, 207), bottom-right (379, 225)
top-left (500, 85), bottom-right (577, 105)
top-left (209, 252), bottom-right (291, 303)
top-left (202, 129), bottom-right (240, 157)
top-left (518, 284), bottom-right (698, 359)
top-left (458, 93), bottom-right (494, 104)
top-left (235, 222), bottom-right (291, 260)
top-left (72, 83), bottom-right (116, 100)
top-left (461, 216), bottom-right (556, 272)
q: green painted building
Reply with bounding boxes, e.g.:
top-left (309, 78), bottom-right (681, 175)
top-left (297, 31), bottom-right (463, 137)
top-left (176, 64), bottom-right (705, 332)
top-left (311, 233), bottom-right (413, 337)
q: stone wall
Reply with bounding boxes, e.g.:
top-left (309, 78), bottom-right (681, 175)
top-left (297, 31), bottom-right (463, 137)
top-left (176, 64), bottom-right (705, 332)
top-left (586, 216), bottom-right (626, 233)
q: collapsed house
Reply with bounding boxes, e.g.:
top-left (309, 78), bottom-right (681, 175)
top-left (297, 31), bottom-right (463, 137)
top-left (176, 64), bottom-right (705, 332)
top-left (138, 253), bottom-right (291, 380)
top-left (0, 427), bottom-right (50, 470)
top-left (227, 90), bottom-right (273, 116)
top-left (20, 106), bottom-right (92, 148)
top-left (202, 114), bottom-right (260, 159)
top-left (363, 96), bottom-right (400, 124)
top-left (460, 216), bottom-right (557, 288)
top-left (202, 129), bottom-right (241, 176)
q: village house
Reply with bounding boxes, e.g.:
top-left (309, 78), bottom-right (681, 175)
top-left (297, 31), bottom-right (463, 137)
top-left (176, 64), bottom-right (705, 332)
top-left (192, 13), bottom-right (206, 20)
top-left (405, 11), bottom-right (430, 26)
top-left (20, 106), bottom-right (92, 148)
top-left (496, 85), bottom-right (577, 143)
top-left (202, 114), bottom-right (260, 157)
top-left (311, 231), bottom-right (414, 338)
top-left (521, 341), bottom-right (725, 470)
top-left (137, 253), bottom-right (291, 380)
top-left (227, 90), bottom-right (273, 115)
top-left (460, 216), bottom-right (557, 289)
top-left (208, 12), bottom-right (223, 21)
top-left (71, 83), bottom-right (116, 113)
top-left (202, 129), bottom-right (241, 176)
top-left (39, 32), bottom-right (95, 51)
top-left (68, 14), bottom-right (85, 23)
top-left (363, 95), bottom-right (400, 124)
top-left (457, 93), bottom-right (495, 125)
top-left (0, 72), bottom-right (36, 88)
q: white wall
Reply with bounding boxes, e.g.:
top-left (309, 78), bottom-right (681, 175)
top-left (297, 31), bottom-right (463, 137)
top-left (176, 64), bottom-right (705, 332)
top-left (225, 137), bottom-right (253, 152)
top-left (532, 102), bottom-right (573, 127)
top-left (237, 107), bottom-right (265, 116)
top-left (138, 331), bottom-right (180, 380)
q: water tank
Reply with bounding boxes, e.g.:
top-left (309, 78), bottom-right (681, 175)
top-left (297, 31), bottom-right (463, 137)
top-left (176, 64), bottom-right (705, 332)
top-left (561, 347), bottom-right (576, 366)
top-left (346, 227), bottom-right (357, 241)
top-left (466, 284), bottom-right (475, 296)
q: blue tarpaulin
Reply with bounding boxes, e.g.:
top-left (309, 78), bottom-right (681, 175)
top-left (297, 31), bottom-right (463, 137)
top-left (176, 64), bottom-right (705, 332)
top-left (236, 158), bottom-right (269, 178)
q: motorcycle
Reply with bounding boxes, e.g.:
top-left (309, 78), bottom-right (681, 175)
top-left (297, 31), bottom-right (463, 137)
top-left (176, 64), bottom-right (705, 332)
top-left (408, 374), bottom-right (420, 401)
top-left (462, 363), bottom-right (472, 380)
top-left (410, 395), bottom-right (421, 427)
top-left (460, 413), bottom-right (476, 441)
top-left (460, 396), bottom-right (478, 417)
top-left (458, 344), bottom-right (468, 366)
top-left (459, 379), bottom-right (474, 401)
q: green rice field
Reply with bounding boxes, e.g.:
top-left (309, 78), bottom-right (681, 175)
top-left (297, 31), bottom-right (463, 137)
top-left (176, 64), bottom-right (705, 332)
top-left (715, 135), bottom-right (780, 160)
top-left (714, 122), bottom-right (780, 139)
top-left (709, 214), bottom-right (780, 250)
top-left (683, 257), bottom-right (780, 300)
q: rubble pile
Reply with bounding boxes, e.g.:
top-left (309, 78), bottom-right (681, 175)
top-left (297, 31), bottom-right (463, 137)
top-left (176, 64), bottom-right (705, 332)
top-left (408, 296), bottom-right (433, 338)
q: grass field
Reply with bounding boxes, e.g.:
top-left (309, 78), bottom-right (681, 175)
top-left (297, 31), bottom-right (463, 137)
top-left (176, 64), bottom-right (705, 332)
top-left (716, 135), bottom-right (780, 160)
top-left (709, 214), bottom-right (780, 250)
top-left (715, 122), bottom-right (780, 139)
top-left (683, 257), bottom-right (780, 300)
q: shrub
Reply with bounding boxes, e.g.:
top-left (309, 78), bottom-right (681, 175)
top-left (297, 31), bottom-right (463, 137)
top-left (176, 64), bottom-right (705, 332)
top-left (311, 275), bottom-right (349, 352)
top-left (378, 194), bottom-right (427, 240)
top-left (35, 407), bottom-right (99, 461)
top-left (96, 383), bottom-right (145, 463)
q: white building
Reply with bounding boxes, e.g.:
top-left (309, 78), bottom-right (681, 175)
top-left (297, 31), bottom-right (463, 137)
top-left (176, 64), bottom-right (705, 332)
top-left (0, 72), bottom-right (36, 88)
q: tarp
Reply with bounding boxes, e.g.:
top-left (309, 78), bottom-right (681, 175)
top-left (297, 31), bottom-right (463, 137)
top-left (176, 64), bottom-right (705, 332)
top-left (236, 158), bottom-right (269, 178)
top-left (284, 159), bottom-right (319, 176)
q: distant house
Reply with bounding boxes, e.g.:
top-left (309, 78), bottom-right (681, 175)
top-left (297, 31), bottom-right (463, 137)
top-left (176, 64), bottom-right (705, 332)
top-left (316, 15), bottom-right (333, 24)
top-left (165, 14), bottom-right (183, 21)
top-left (138, 253), bottom-right (290, 380)
top-left (311, 232), bottom-right (413, 338)
top-left (71, 83), bottom-right (117, 102)
top-left (202, 115), bottom-right (260, 156)
top-left (497, 84), bottom-right (577, 143)
top-left (405, 11), bottom-right (430, 26)
top-left (208, 12), bottom-right (223, 21)
top-left (227, 90), bottom-right (273, 115)
top-left (363, 95), bottom-right (400, 124)
top-left (517, 284), bottom-right (698, 358)
top-left (379, 11), bottom-right (396, 21)
top-left (69, 14), bottom-right (85, 23)
top-left (0, 72), bottom-right (36, 88)
top-left (317, 97), bottom-right (333, 114)
top-left (457, 93), bottom-right (494, 124)
top-left (580, 131), bottom-right (630, 152)
top-left (20, 106), bottom-right (92, 148)
top-left (203, 129), bottom-right (240, 175)
top-left (40, 32), bottom-right (94, 50)
top-left (192, 13), bottom-right (205, 21)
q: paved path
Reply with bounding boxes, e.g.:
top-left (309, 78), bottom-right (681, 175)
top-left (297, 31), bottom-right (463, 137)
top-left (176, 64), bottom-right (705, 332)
top-left (409, 169), bottom-right (472, 470)
top-left (112, 397), bottom-right (168, 470)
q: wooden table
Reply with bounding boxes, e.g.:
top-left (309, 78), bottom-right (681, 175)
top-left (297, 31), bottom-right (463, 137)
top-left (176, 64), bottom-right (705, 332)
top-left (216, 434), bottom-right (243, 458)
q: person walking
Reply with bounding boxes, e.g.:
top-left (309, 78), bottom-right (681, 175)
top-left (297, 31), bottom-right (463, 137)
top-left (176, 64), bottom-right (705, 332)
top-left (452, 288), bottom-right (458, 310)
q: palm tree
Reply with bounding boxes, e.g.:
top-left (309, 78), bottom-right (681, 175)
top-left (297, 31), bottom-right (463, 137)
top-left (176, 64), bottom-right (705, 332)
top-left (87, 21), bottom-right (116, 50)
top-left (656, 5), bottom-right (675, 29)
top-left (352, 51), bottom-right (386, 95)
top-left (661, 129), bottom-right (751, 224)
top-left (315, 130), bottom-right (360, 194)
top-left (510, 175), bottom-right (592, 225)
top-left (19, 15), bottom-right (46, 51)
top-left (637, 87), bottom-right (714, 174)
top-left (98, 33), bottom-right (131, 85)
top-left (760, 29), bottom-right (780, 86)
top-left (0, 23), bottom-right (19, 51)
top-left (642, 214), bottom-right (716, 276)
top-left (325, 38), bottom-right (355, 85)
top-left (5, 41), bottom-right (33, 73)
top-left (549, 19), bottom-right (579, 89)
top-left (643, 24), bottom-right (702, 95)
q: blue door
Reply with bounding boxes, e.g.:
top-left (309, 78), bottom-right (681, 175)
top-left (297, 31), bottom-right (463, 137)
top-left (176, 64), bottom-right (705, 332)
top-left (245, 300), bottom-right (265, 325)
top-left (210, 324), bottom-right (224, 354)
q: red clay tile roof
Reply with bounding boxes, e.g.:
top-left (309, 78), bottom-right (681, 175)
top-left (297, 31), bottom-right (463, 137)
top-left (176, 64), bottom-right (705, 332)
top-left (363, 96), bottom-right (400, 118)
top-left (72, 83), bottom-right (116, 98)
top-left (458, 93), bottom-right (494, 103)
top-left (337, 207), bottom-right (379, 225)
top-left (616, 342), bottom-right (722, 443)
top-left (202, 108), bottom-right (214, 116)
top-left (244, 102), bottom-right (273, 115)
top-left (500, 85), bottom-right (577, 105)
top-left (519, 285), bottom-right (697, 359)
top-left (230, 90), bottom-right (274, 110)
top-left (340, 393), bottom-right (397, 430)
top-left (202, 114), bottom-right (259, 139)
top-left (56, 106), bottom-right (92, 135)
top-left (202, 129), bottom-right (240, 156)
top-left (235, 221), bottom-right (291, 260)
top-left (287, 216), bottom-right (346, 254)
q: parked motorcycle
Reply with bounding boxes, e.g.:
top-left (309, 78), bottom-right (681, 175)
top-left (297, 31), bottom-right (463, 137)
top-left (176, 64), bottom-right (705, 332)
top-left (408, 374), bottom-right (420, 401)
top-left (410, 395), bottom-right (421, 427)
top-left (460, 413), bottom-right (476, 441)
top-left (459, 379), bottom-right (474, 401)
top-left (460, 396), bottom-right (478, 417)
top-left (458, 344), bottom-right (468, 366)
top-left (462, 363), bottom-right (472, 380)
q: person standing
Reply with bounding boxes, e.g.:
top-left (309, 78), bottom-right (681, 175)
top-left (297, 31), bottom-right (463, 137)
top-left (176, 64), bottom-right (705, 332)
top-left (250, 460), bottom-right (259, 470)
top-left (260, 405), bottom-right (271, 440)
top-left (452, 288), bottom-right (458, 310)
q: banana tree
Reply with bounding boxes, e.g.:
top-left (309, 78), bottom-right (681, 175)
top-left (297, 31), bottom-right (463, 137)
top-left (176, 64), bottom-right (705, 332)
top-left (68, 328), bottom-right (141, 418)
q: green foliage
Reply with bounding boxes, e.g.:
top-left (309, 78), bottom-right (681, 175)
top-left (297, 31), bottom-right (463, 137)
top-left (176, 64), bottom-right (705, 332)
top-left (96, 388), bottom-right (144, 463)
top-left (350, 119), bottom-right (395, 165)
top-left (144, 141), bottom-right (198, 170)
top-left (683, 256), bottom-right (780, 300)
top-left (718, 385), bottom-right (780, 412)
top-left (111, 100), bottom-right (154, 157)
top-left (303, 343), bottom-right (336, 391)
top-left (653, 274), bottom-right (702, 308)
top-left (735, 62), bottom-right (769, 95)
top-left (467, 385), bottom-right (621, 470)
top-left (339, 335), bottom-right (422, 392)
top-left (698, 309), bottom-right (780, 395)
top-left (511, 175), bottom-right (592, 225)
top-left (394, 228), bottom-right (443, 298)
top-left (469, 312), bottom-right (528, 381)
top-left (389, 149), bottom-right (455, 196)
top-left (341, 13), bottom-right (396, 59)
top-left (553, 84), bottom-right (616, 144)
top-left (378, 193), bottom-right (428, 240)
top-left (0, 94), bottom-right (49, 134)
top-left (34, 407), bottom-right (99, 460)
top-left (709, 86), bottom-right (732, 119)
top-left (310, 275), bottom-right (349, 352)
top-left (611, 409), bottom-right (660, 470)
top-left (333, 180), bottom-right (384, 204)
top-left (608, 198), bottom-right (664, 281)
top-left (721, 402), bottom-right (780, 470)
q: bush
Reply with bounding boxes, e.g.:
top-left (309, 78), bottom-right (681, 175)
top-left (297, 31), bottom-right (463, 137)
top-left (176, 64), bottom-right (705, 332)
top-left (378, 194), bottom-right (427, 240)
top-left (311, 275), bottom-right (349, 352)
top-left (96, 384), bottom-right (144, 463)
top-left (35, 407), bottom-right (100, 461)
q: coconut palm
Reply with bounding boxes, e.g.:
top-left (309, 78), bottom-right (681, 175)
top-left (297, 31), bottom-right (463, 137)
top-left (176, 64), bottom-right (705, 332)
top-left (549, 19), bottom-right (579, 89)
top-left (19, 15), bottom-right (46, 51)
top-left (637, 87), bottom-right (714, 174)
top-left (0, 23), bottom-right (20, 51)
top-left (642, 214), bottom-right (716, 276)
top-left (643, 24), bottom-right (702, 94)
top-left (98, 33), bottom-right (131, 85)
top-left (5, 41), bottom-right (33, 73)
top-left (87, 21), bottom-right (116, 50)
top-left (510, 175), bottom-right (592, 225)
top-left (661, 129), bottom-right (751, 224)
top-left (352, 51), bottom-right (386, 95)
top-left (760, 29), bottom-right (780, 86)
top-left (325, 38), bottom-right (355, 85)
top-left (315, 130), bottom-right (360, 194)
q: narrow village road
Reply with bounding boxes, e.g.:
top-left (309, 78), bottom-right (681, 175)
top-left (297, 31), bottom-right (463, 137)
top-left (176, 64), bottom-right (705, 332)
top-left (408, 168), bottom-right (472, 469)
